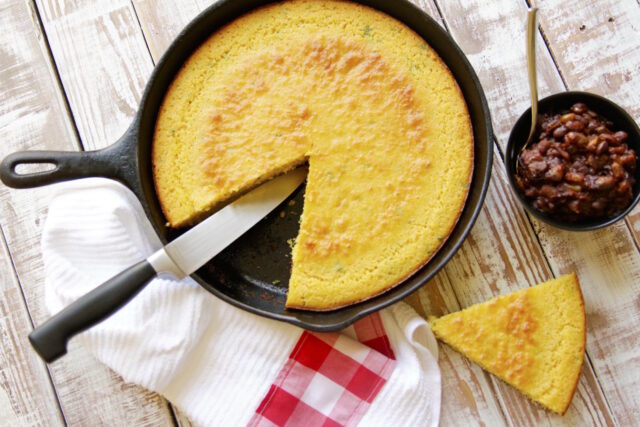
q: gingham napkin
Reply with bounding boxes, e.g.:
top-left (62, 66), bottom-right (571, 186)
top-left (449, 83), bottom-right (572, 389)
top-left (41, 179), bottom-right (441, 426)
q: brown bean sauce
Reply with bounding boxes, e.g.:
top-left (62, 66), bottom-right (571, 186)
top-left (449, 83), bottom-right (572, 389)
top-left (516, 103), bottom-right (637, 222)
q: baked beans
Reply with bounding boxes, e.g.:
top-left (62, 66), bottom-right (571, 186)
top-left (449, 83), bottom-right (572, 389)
top-left (516, 103), bottom-right (636, 222)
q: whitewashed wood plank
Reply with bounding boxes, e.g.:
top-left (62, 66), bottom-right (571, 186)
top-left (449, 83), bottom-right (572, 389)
top-left (536, 0), bottom-right (640, 121)
top-left (130, 0), bottom-right (202, 61)
top-left (0, 0), bottom-right (175, 425)
top-left (0, 221), bottom-right (62, 426)
top-left (440, 0), bottom-right (565, 144)
top-left (194, 0), bottom-right (218, 12)
top-left (31, 0), bottom-right (196, 425)
top-left (36, 0), bottom-right (154, 151)
top-left (436, 0), bottom-right (640, 424)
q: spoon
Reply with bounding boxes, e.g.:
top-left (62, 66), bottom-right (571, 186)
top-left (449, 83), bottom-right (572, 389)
top-left (517, 6), bottom-right (539, 170)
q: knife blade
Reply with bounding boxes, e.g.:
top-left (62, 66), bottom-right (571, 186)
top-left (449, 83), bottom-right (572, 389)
top-left (29, 169), bottom-right (306, 363)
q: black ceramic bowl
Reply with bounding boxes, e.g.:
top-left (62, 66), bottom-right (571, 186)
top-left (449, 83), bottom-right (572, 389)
top-left (506, 91), bottom-right (640, 231)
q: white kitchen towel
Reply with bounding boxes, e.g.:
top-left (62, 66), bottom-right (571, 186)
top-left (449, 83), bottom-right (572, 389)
top-left (41, 178), bottom-right (441, 426)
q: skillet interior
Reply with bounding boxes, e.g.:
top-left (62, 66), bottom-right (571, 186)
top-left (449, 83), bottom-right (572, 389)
top-left (132, 0), bottom-right (493, 331)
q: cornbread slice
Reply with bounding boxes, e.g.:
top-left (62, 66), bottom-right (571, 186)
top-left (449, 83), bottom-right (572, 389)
top-left (153, 0), bottom-right (474, 310)
top-left (429, 273), bottom-right (586, 414)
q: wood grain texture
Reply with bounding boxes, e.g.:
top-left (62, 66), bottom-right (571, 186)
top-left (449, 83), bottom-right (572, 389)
top-left (131, 0), bottom-right (202, 61)
top-left (36, 0), bottom-right (153, 150)
top-left (0, 221), bottom-right (62, 426)
top-left (530, 219), bottom-right (640, 426)
top-left (435, 0), bottom-right (640, 425)
top-left (438, 0), bottom-right (564, 145)
top-left (0, 0), bottom-right (175, 425)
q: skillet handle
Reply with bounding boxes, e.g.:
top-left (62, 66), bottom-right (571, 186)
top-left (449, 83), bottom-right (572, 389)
top-left (0, 146), bottom-right (122, 189)
top-left (29, 259), bottom-right (157, 363)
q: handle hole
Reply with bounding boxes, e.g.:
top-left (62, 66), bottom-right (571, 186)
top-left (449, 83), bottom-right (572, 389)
top-left (15, 163), bottom-right (56, 175)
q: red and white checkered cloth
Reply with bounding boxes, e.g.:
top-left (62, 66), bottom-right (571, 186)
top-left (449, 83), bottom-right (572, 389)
top-left (249, 313), bottom-right (395, 427)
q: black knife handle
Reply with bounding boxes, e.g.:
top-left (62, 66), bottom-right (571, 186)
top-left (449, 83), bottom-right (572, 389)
top-left (29, 260), bottom-right (157, 363)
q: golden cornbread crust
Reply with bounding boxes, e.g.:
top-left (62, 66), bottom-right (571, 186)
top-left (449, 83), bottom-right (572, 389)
top-left (153, 0), bottom-right (473, 310)
top-left (429, 273), bottom-right (586, 415)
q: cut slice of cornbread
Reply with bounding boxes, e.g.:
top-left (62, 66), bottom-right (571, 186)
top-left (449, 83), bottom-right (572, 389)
top-left (429, 273), bottom-right (585, 415)
top-left (152, 0), bottom-right (474, 310)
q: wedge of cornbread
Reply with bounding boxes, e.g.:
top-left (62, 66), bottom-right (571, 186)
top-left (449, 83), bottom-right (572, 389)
top-left (429, 273), bottom-right (586, 414)
top-left (152, 0), bottom-right (473, 310)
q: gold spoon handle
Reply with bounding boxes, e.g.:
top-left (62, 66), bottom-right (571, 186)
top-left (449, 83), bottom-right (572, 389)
top-left (526, 7), bottom-right (539, 145)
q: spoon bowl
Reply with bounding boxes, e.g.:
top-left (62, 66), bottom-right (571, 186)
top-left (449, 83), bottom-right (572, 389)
top-left (506, 91), bottom-right (640, 231)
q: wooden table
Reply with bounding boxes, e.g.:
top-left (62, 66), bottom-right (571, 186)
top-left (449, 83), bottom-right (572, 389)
top-left (1, 0), bottom-right (639, 425)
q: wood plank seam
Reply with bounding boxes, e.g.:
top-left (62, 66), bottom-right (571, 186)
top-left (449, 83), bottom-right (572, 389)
top-left (424, 5), bottom-right (589, 420)
top-left (0, 224), bottom-right (68, 425)
top-left (495, 24), bottom-right (619, 427)
top-left (523, 11), bottom-right (640, 417)
top-left (27, 0), bottom-right (83, 152)
top-left (430, 0), bottom-right (618, 423)
top-left (527, 3), bottom-right (570, 88)
top-left (43, 2), bottom-right (177, 426)
top-left (1, 1), bottom-right (88, 423)
top-left (506, 6), bottom-right (624, 419)
top-left (128, 0), bottom-right (155, 66)
top-left (521, 0), bottom-right (640, 271)
top-left (432, 1), bottom-right (640, 419)
top-left (429, 0), bottom-right (448, 32)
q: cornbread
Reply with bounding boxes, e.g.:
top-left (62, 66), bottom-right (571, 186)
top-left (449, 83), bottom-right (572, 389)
top-left (153, 0), bottom-right (473, 310)
top-left (429, 273), bottom-right (586, 414)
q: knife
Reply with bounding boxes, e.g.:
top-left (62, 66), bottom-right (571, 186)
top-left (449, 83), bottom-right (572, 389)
top-left (29, 169), bottom-right (306, 363)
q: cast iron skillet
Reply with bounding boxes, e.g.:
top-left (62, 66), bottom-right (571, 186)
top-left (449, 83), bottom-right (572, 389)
top-left (1, 0), bottom-right (493, 331)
